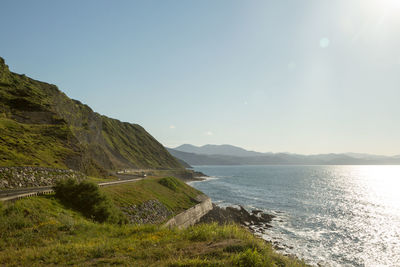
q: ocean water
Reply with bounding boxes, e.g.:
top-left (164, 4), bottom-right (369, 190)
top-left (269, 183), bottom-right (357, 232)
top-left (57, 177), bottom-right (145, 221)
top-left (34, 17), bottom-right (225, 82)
top-left (189, 165), bottom-right (400, 266)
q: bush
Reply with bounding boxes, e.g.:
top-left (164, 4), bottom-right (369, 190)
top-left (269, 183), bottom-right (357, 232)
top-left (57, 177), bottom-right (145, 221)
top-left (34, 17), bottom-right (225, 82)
top-left (158, 177), bottom-right (182, 192)
top-left (232, 248), bottom-right (266, 267)
top-left (53, 178), bottom-right (127, 224)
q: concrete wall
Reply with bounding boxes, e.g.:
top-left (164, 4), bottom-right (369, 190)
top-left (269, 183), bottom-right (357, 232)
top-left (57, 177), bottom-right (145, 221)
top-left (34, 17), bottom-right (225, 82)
top-left (164, 194), bottom-right (212, 229)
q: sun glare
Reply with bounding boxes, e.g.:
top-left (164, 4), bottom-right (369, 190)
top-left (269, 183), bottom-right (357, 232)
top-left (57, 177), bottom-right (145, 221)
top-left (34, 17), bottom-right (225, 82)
top-left (368, 0), bottom-right (400, 13)
top-left (389, 0), bottom-right (400, 8)
top-left (356, 166), bottom-right (400, 211)
top-left (380, 0), bottom-right (400, 10)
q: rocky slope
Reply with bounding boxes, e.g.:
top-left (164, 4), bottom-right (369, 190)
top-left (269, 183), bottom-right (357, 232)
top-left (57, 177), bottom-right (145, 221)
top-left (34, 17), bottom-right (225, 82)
top-left (0, 166), bottom-right (86, 189)
top-left (0, 57), bottom-right (183, 176)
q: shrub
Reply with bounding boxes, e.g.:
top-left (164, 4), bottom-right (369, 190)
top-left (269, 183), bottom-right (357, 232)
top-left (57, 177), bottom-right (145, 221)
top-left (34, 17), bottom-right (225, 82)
top-left (53, 178), bottom-right (127, 224)
top-left (232, 248), bottom-right (266, 267)
top-left (158, 177), bottom-right (182, 192)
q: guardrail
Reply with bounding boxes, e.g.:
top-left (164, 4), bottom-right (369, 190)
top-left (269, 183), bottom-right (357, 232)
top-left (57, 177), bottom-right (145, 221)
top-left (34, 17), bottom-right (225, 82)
top-left (0, 178), bottom-right (142, 202)
top-left (0, 189), bottom-right (54, 202)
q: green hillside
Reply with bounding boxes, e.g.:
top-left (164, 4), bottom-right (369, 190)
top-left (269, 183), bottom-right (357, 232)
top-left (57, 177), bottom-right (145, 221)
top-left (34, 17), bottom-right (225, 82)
top-left (0, 186), bottom-right (307, 267)
top-left (0, 57), bottom-right (183, 176)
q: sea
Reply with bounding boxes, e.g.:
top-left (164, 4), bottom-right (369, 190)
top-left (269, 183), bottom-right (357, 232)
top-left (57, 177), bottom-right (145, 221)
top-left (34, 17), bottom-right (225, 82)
top-left (188, 165), bottom-right (400, 267)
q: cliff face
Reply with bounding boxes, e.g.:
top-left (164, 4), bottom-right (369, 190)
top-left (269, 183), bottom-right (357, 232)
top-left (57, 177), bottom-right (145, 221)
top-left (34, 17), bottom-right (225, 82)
top-left (0, 57), bottom-right (183, 176)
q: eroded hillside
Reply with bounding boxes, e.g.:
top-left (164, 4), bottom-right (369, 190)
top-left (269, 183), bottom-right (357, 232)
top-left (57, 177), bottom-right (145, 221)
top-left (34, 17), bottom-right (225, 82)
top-left (0, 57), bottom-right (182, 176)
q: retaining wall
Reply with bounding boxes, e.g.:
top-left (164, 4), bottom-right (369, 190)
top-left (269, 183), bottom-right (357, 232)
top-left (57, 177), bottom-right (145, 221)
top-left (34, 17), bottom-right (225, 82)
top-left (164, 194), bottom-right (213, 229)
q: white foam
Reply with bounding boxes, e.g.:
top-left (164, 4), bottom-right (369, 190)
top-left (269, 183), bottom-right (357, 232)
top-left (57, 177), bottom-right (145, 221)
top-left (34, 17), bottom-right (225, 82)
top-left (187, 176), bottom-right (220, 185)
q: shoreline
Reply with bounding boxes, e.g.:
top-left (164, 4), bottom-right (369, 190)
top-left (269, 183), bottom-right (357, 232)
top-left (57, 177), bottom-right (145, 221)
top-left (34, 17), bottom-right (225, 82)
top-left (184, 170), bottom-right (311, 265)
top-left (197, 203), bottom-right (298, 254)
top-left (197, 203), bottom-right (308, 264)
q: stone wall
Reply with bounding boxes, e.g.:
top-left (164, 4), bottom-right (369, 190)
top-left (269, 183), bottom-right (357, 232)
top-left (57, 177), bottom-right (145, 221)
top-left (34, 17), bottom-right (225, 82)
top-left (121, 199), bottom-right (172, 224)
top-left (164, 195), bottom-right (213, 229)
top-left (0, 167), bottom-right (86, 189)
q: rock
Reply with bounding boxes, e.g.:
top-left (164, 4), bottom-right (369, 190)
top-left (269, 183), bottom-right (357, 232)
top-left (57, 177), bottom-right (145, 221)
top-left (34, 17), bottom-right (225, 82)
top-left (121, 199), bottom-right (172, 225)
top-left (197, 204), bottom-right (275, 229)
top-left (252, 209), bottom-right (263, 215)
top-left (0, 166), bottom-right (86, 189)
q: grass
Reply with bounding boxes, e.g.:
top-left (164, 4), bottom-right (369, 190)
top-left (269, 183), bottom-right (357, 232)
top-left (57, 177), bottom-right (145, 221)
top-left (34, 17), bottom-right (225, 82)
top-left (86, 176), bottom-right (117, 183)
top-left (102, 177), bottom-right (202, 217)
top-left (149, 169), bottom-right (202, 181)
top-left (0, 118), bottom-right (77, 168)
top-left (0, 194), bottom-right (307, 266)
top-left (101, 117), bottom-right (183, 169)
top-left (54, 178), bottom-right (128, 224)
top-left (0, 56), bottom-right (184, 176)
top-left (0, 58), bottom-right (308, 265)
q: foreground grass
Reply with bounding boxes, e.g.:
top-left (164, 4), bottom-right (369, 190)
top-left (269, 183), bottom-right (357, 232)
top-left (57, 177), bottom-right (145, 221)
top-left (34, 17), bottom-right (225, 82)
top-left (0, 195), bottom-right (307, 266)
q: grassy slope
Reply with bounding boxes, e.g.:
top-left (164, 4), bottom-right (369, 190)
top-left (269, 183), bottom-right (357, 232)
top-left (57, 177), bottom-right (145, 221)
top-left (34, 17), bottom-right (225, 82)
top-left (0, 57), bottom-right (183, 175)
top-left (0, 118), bottom-right (78, 168)
top-left (101, 117), bottom-right (182, 169)
top-left (0, 194), bottom-right (307, 267)
top-left (102, 177), bottom-right (202, 217)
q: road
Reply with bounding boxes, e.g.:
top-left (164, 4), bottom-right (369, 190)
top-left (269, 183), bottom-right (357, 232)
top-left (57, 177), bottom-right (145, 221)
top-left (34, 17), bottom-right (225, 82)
top-left (0, 178), bottom-right (143, 202)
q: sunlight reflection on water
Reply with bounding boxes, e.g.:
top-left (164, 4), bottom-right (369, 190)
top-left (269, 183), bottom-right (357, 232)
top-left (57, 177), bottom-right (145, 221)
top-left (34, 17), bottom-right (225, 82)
top-left (191, 165), bottom-right (400, 266)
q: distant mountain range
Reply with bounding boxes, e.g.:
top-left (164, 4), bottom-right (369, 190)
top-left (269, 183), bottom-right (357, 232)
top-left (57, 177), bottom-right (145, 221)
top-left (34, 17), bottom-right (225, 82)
top-left (167, 144), bottom-right (400, 166)
top-left (173, 144), bottom-right (265, 157)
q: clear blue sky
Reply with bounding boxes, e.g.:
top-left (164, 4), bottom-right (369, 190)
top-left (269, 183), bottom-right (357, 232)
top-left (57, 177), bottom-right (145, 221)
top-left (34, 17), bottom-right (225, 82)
top-left (1, 0), bottom-right (400, 155)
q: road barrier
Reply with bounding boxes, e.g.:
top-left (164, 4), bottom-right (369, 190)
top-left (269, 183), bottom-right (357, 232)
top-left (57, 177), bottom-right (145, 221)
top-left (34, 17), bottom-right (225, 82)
top-left (0, 178), bottom-right (142, 202)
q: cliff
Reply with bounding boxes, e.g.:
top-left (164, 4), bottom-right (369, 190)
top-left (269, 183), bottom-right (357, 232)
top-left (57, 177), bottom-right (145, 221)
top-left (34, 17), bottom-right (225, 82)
top-left (0, 57), bottom-right (183, 176)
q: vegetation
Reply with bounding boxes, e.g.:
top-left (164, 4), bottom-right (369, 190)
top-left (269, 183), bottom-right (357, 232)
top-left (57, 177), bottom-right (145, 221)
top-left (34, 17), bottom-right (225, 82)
top-left (0, 118), bottom-right (77, 168)
top-left (0, 195), bottom-right (307, 266)
top-left (101, 116), bottom-right (182, 169)
top-left (54, 178), bottom-right (127, 224)
top-left (103, 177), bottom-right (202, 216)
top-left (158, 177), bottom-right (185, 191)
top-left (0, 57), bottom-right (183, 176)
top-left (149, 169), bottom-right (203, 181)
top-left (86, 175), bottom-right (117, 183)
top-left (0, 58), bottom-right (308, 266)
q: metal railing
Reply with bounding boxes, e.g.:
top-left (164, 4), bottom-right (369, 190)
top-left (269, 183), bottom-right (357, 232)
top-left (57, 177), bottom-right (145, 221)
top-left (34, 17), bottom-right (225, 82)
top-left (0, 178), bottom-right (143, 202)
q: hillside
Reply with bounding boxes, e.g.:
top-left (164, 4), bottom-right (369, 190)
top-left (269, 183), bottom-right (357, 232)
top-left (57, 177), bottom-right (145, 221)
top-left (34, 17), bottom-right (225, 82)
top-left (0, 181), bottom-right (307, 266)
top-left (167, 148), bottom-right (238, 165)
top-left (175, 144), bottom-right (264, 157)
top-left (170, 144), bottom-right (400, 166)
top-left (0, 57), bottom-right (183, 176)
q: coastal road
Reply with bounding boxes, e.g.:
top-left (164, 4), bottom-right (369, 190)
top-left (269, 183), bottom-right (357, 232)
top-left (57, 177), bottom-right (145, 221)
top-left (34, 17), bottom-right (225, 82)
top-left (0, 178), bottom-right (144, 202)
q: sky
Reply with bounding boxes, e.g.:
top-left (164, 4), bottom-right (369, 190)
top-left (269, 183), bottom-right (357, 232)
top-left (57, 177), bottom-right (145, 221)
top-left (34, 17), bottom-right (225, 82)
top-left (1, 0), bottom-right (400, 155)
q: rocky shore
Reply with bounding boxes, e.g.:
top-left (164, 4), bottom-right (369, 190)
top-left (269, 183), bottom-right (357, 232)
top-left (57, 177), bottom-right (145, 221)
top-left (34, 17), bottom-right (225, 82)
top-left (198, 204), bottom-right (274, 236)
top-left (198, 204), bottom-right (302, 257)
top-left (179, 171), bottom-right (208, 182)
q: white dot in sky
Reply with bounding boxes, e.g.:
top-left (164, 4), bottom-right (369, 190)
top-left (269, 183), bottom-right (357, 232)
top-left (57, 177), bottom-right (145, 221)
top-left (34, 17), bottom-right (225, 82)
top-left (288, 61), bottom-right (296, 70)
top-left (319, 37), bottom-right (330, 48)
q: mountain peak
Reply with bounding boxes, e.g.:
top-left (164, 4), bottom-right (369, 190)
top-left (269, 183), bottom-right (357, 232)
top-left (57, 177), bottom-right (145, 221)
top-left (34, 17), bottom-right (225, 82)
top-left (0, 57), bottom-right (10, 82)
top-left (174, 144), bottom-right (264, 157)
